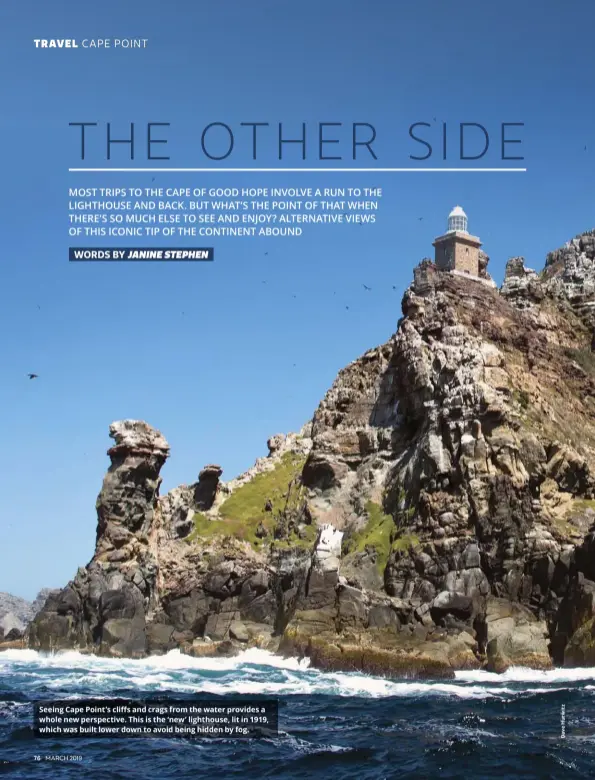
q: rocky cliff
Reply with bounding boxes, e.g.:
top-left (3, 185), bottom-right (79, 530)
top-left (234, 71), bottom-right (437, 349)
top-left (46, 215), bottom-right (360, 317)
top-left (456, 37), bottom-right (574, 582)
top-left (25, 229), bottom-right (595, 677)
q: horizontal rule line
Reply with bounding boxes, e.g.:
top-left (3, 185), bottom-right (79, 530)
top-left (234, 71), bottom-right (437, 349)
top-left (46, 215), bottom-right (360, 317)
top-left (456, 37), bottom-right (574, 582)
top-left (68, 167), bottom-right (527, 173)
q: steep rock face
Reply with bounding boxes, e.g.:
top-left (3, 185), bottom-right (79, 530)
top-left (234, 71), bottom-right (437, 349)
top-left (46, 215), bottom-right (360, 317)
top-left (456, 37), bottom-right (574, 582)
top-left (28, 421), bottom-right (169, 656)
top-left (293, 255), bottom-right (595, 672)
top-left (27, 229), bottom-right (595, 675)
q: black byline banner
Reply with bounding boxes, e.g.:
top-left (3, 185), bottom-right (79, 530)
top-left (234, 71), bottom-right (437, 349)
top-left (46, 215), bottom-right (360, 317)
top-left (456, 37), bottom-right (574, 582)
top-left (69, 247), bottom-right (214, 261)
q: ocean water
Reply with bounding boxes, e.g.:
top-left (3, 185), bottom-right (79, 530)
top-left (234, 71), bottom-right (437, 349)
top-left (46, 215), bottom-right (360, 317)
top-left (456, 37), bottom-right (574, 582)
top-left (2, 649), bottom-right (595, 778)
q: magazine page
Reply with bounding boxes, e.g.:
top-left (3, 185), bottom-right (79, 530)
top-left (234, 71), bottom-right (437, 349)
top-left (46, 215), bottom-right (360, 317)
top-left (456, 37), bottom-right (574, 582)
top-left (1, 1), bottom-right (594, 777)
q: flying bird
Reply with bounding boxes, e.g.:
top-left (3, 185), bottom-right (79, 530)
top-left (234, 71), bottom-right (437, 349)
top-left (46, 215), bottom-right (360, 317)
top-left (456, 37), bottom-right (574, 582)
top-left (392, 285), bottom-right (397, 290)
top-left (27, 373), bottom-right (38, 379)
top-left (264, 252), bottom-right (268, 256)
top-left (345, 306), bottom-right (350, 310)
top-left (418, 217), bottom-right (424, 221)
top-left (363, 284), bottom-right (372, 291)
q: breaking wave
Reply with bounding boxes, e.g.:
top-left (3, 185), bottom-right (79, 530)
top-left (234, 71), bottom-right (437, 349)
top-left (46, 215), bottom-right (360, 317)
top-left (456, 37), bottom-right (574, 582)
top-left (0, 648), bottom-right (590, 700)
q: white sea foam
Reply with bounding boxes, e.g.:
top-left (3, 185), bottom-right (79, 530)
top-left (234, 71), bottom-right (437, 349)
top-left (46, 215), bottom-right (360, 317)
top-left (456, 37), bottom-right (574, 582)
top-left (0, 647), bottom-right (587, 699)
top-left (456, 666), bottom-right (595, 684)
top-left (0, 649), bottom-right (41, 663)
top-left (0, 647), bottom-right (309, 672)
top-left (136, 647), bottom-right (312, 672)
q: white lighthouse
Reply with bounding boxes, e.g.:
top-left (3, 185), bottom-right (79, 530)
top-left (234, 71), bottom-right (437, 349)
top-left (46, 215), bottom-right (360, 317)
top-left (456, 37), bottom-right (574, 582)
top-left (447, 205), bottom-right (468, 233)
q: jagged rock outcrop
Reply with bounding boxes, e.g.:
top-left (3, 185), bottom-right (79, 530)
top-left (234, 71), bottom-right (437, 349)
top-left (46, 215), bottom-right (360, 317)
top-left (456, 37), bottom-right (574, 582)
top-left (544, 231), bottom-right (595, 333)
top-left (28, 421), bottom-right (169, 656)
top-left (502, 232), bottom-right (595, 336)
top-left (500, 257), bottom-right (543, 309)
top-left (26, 228), bottom-right (595, 676)
top-left (194, 464), bottom-right (223, 510)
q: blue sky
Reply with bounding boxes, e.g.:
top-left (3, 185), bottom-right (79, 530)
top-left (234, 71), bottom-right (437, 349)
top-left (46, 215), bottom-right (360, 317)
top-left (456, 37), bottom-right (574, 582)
top-left (0, 0), bottom-right (594, 599)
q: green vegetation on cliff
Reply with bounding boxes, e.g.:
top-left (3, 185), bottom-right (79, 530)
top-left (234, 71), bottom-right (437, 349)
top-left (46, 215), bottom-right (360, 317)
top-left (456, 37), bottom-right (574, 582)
top-left (551, 498), bottom-right (595, 540)
top-left (567, 498), bottom-right (595, 514)
top-left (187, 452), bottom-right (308, 547)
top-left (392, 532), bottom-right (421, 554)
top-left (269, 522), bottom-right (319, 551)
top-left (342, 500), bottom-right (421, 575)
top-left (343, 501), bottom-right (394, 573)
top-left (219, 452), bottom-right (306, 522)
top-left (513, 388), bottom-right (531, 411)
top-left (187, 511), bottom-right (260, 545)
